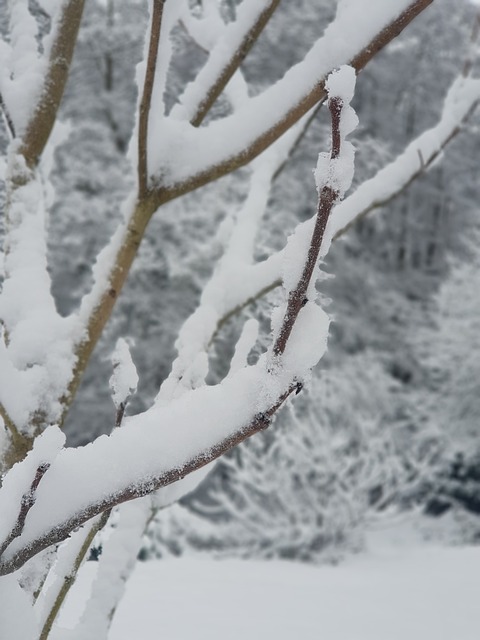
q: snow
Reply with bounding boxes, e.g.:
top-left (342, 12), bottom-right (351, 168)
top-left (0, 163), bottom-right (81, 429)
top-left (0, 426), bottom-right (64, 549)
top-left (0, 364), bottom-right (278, 567)
top-left (324, 76), bottom-right (480, 247)
top-left (315, 66), bottom-right (357, 198)
top-left (109, 339), bottom-right (139, 410)
top-left (1, 1), bottom-right (46, 135)
top-left (0, 574), bottom-right (37, 639)
top-left (149, 1), bottom-right (417, 185)
top-left (54, 535), bottom-right (480, 640)
top-left (226, 73), bottom-right (480, 313)
top-left (69, 500), bottom-right (151, 640)
top-left (229, 318), bottom-right (259, 375)
top-left (171, 0), bottom-right (271, 122)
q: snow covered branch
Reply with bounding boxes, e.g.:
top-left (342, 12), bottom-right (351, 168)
top-left (149, 0), bottom-right (434, 200)
top-left (138, 0), bottom-right (165, 198)
top-left (0, 66), bottom-right (359, 577)
top-left (18, 0), bottom-right (86, 169)
top-left (59, 1), bottom-right (433, 421)
top-left (175, 0), bottom-right (280, 127)
top-left (206, 74), bottom-right (480, 334)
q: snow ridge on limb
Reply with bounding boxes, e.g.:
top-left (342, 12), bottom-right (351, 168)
top-left (0, 427), bottom-right (64, 557)
top-left (148, 0), bottom-right (434, 196)
top-left (0, 66), bottom-right (358, 577)
top-left (57, 0), bottom-right (433, 434)
top-left (156, 114), bottom-right (311, 406)
top-left (172, 0), bottom-right (280, 126)
top-left (207, 72), bottom-right (480, 333)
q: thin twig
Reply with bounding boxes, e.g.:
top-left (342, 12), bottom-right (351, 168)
top-left (138, 0), bottom-right (165, 198)
top-left (462, 11), bottom-right (480, 78)
top-left (0, 92), bottom-right (16, 139)
top-left (333, 108), bottom-right (478, 241)
top-left (214, 91), bottom-right (480, 336)
top-left (38, 510), bottom-right (111, 640)
top-left (189, 0), bottom-right (281, 127)
top-left (0, 463), bottom-right (49, 558)
top-left (273, 97), bottom-right (343, 356)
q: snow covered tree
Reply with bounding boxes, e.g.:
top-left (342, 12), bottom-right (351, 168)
top-left (0, 0), bottom-right (478, 637)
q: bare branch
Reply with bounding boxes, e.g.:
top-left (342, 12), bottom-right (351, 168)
top-left (138, 0), bottom-right (165, 198)
top-left (60, 196), bottom-right (156, 426)
top-left (19, 0), bottom-right (85, 169)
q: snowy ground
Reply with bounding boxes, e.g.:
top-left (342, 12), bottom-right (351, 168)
top-left (60, 519), bottom-right (480, 640)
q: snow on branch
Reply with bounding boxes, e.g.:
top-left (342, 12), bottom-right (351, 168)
top-left (0, 161), bottom-right (82, 433)
top-left (148, 0), bottom-right (433, 196)
top-left (18, 0), bottom-right (86, 169)
top-left (0, 66), bottom-right (359, 576)
top-left (138, 0), bottom-right (165, 198)
top-left (325, 75), bottom-right (480, 243)
top-left (271, 66), bottom-right (357, 366)
top-left (178, 1), bottom-right (250, 112)
top-left (207, 73), bottom-right (480, 333)
top-left (156, 113), bottom-right (313, 404)
top-left (110, 338), bottom-right (139, 428)
top-left (172, 0), bottom-right (280, 126)
top-left (54, 0), bottom-right (432, 434)
top-left (0, 427), bottom-right (64, 557)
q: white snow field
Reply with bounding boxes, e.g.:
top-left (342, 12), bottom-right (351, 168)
top-left (59, 524), bottom-right (480, 640)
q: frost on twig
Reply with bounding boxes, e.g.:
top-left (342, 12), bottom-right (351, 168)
top-left (109, 338), bottom-right (139, 428)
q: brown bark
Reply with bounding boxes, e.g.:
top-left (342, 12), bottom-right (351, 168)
top-left (19, 0), bottom-right (85, 168)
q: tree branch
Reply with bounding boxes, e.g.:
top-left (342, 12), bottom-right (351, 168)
top-left (60, 196), bottom-right (157, 426)
top-left (211, 75), bottom-right (480, 338)
top-left (19, 0), bottom-right (85, 169)
top-left (0, 463), bottom-right (49, 558)
top-left (0, 70), bottom-right (356, 575)
top-left (188, 0), bottom-right (281, 127)
top-left (138, 0), bottom-right (165, 198)
top-left (0, 404), bottom-right (33, 473)
top-left (37, 510), bottom-right (110, 640)
top-left (0, 92), bottom-right (16, 139)
top-left (273, 96), bottom-right (343, 356)
top-left (0, 380), bottom-right (298, 576)
top-left (59, 0), bottom-right (432, 426)
top-left (154, 0), bottom-right (434, 204)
